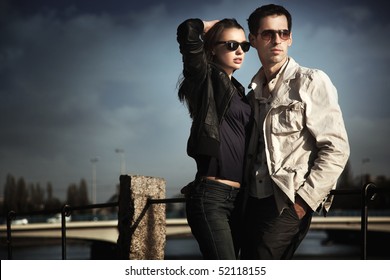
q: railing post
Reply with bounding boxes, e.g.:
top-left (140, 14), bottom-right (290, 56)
top-left (61, 205), bottom-right (71, 260)
top-left (361, 185), bottom-right (368, 260)
top-left (360, 183), bottom-right (377, 260)
top-left (6, 211), bottom-right (15, 260)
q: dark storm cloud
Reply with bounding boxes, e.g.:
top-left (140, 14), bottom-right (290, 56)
top-left (0, 1), bottom-right (192, 199)
top-left (4, 0), bottom-right (224, 17)
top-left (0, 0), bottom-right (389, 201)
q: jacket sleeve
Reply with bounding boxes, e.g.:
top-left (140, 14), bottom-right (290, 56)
top-left (177, 18), bottom-right (208, 86)
top-left (296, 70), bottom-right (350, 212)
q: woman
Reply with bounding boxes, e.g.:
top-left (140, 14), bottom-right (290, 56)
top-left (177, 18), bottom-right (251, 259)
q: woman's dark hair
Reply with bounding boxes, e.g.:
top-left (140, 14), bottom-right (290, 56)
top-left (178, 18), bottom-right (245, 117)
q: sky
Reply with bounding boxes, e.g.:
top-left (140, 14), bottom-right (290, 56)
top-left (1, 0), bottom-right (389, 202)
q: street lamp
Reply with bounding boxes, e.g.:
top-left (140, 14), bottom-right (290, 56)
top-left (115, 148), bottom-right (126, 175)
top-left (90, 157), bottom-right (99, 205)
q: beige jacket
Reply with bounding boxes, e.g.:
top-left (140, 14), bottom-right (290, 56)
top-left (245, 57), bottom-right (350, 213)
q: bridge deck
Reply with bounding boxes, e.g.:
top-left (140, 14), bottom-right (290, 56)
top-left (1, 217), bottom-right (390, 244)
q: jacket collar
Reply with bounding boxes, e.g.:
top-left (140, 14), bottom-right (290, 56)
top-left (248, 57), bottom-right (300, 103)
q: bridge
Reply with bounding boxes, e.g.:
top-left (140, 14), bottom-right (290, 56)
top-left (2, 182), bottom-right (389, 259)
top-left (1, 216), bottom-right (390, 244)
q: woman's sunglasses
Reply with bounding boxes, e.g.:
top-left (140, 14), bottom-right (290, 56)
top-left (216, 41), bottom-right (251, 52)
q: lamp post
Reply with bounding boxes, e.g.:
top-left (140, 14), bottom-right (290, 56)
top-left (115, 148), bottom-right (126, 175)
top-left (90, 157), bottom-right (99, 205)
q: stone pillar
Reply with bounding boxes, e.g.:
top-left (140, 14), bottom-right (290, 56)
top-left (117, 174), bottom-right (166, 260)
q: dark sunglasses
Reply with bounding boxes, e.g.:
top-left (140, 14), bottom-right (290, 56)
top-left (259, 29), bottom-right (291, 41)
top-left (216, 41), bottom-right (251, 52)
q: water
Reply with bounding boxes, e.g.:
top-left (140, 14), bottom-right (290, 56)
top-left (0, 240), bottom-right (92, 260)
top-left (0, 230), bottom-right (369, 260)
top-left (294, 230), bottom-right (361, 259)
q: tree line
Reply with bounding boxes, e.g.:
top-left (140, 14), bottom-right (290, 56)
top-left (1, 160), bottom-right (389, 219)
top-left (1, 173), bottom-right (91, 217)
top-left (323, 161), bottom-right (390, 210)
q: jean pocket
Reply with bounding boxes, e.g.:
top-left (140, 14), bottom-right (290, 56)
top-left (284, 204), bottom-right (300, 221)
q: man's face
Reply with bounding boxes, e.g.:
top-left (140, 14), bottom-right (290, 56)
top-left (249, 15), bottom-right (292, 69)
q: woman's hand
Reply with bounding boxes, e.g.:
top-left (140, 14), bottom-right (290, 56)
top-left (203, 20), bottom-right (219, 33)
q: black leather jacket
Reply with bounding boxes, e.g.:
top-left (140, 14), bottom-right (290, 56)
top-left (177, 18), bottom-right (245, 159)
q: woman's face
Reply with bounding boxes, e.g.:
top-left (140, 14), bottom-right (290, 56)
top-left (213, 28), bottom-right (248, 77)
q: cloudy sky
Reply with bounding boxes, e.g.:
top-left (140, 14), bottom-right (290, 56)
top-left (1, 0), bottom-right (389, 202)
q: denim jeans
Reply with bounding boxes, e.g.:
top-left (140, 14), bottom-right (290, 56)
top-left (186, 179), bottom-right (241, 259)
top-left (241, 195), bottom-right (312, 259)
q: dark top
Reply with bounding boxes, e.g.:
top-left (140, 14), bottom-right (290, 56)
top-left (195, 92), bottom-right (251, 184)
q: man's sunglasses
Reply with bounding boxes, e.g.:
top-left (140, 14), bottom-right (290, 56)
top-left (216, 41), bottom-right (251, 52)
top-left (259, 29), bottom-right (291, 41)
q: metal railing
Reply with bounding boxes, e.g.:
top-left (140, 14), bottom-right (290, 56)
top-left (326, 182), bottom-right (390, 259)
top-left (5, 201), bottom-right (119, 260)
top-left (4, 183), bottom-right (390, 260)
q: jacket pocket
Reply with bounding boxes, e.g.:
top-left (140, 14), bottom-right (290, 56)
top-left (271, 101), bottom-right (304, 135)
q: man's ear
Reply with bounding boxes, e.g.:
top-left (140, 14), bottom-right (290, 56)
top-left (249, 33), bottom-right (256, 47)
top-left (288, 32), bottom-right (293, 47)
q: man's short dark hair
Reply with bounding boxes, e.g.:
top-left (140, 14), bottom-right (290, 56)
top-left (247, 4), bottom-right (292, 35)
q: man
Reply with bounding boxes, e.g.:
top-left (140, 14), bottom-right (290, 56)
top-left (241, 4), bottom-right (350, 259)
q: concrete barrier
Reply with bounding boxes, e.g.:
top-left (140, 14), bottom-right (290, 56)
top-left (117, 175), bottom-right (166, 259)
